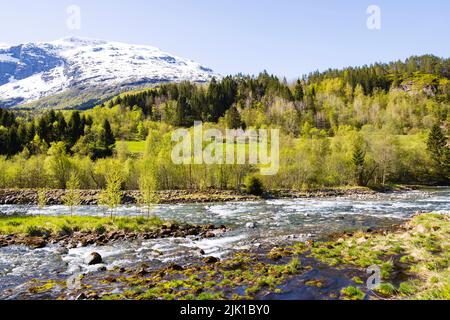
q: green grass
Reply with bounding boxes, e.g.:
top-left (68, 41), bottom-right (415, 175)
top-left (340, 286), bottom-right (365, 300)
top-left (123, 141), bottom-right (146, 154)
top-left (375, 283), bottom-right (397, 297)
top-left (0, 215), bottom-right (164, 236)
top-left (311, 213), bottom-right (450, 300)
top-left (99, 253), bottom-right (302, 301)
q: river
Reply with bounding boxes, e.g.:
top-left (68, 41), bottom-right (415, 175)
top-left (0, 187), bottom-right (449, 298)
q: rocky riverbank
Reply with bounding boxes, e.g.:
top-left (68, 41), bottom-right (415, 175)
top-left (0, 187), bottom-right (381, 206)
top-left (1, 212), bottom-right (448, 300)
top-left (0, 189), bottom-right (259, 205)
top-left (0, 224), bottom-right (224, 250)
top-left (0, 216), bottom-right (226, 249)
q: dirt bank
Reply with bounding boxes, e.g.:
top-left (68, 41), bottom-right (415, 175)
top-left (0, 187), bottom-right (379, 206)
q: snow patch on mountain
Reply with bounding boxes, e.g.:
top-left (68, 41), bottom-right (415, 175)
top-left (0, 53), bottom-right (19, 63)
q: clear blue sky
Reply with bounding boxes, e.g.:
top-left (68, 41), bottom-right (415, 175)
top-left (1, 0), bottom-right (449, 79)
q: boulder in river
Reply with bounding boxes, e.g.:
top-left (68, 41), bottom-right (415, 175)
top-left (76, 293), bottom-right (87, 300)
top-left (85, 252), bottom-right (103, 265)
top-left (203, 256), bottom-right (220, 264)
top-left (56, 246), bottom-right (69, 255)
top-left (246, 222), bottom-right (257, 229)
top-left (167, 263), bottom-right (184, 271)
top-left (267, 247), bottom-right (283, 261)
top-left (204, 231), bottom-right (216, 238)
top-left (25, 237), bottom-right (47, 249)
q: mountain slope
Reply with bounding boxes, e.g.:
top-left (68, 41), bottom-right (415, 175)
top-left (0, 37), bottom-right (216, 109)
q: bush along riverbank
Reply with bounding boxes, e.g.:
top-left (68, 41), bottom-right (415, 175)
top-left (0, 216), bottom-right (225, 249)
top-left (9, 213), bottom-right (449, 300)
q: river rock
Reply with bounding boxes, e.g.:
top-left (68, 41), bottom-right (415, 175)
top-left (76, 293), bottom-right (87, 300)
top-left (25, 237), bottom-right (47, 249)
top-left (95, 265), bottom-right (107, 272)
top-left (136, 266), bottom-right (149, 276)
top-left (246, 222), bottom-right (257, 229)
top-left (203, 256), bottom-right (219, 264)
top-left (56, 247), bottom-right (69, 255)
top-left (85, 252), bottom-right (103, 265)
top-left (356, 237), bottom-right (368, 244)
top-left (415, 225), bottom-right (427, 233)
top-left (151, 249), bottom-right (163, 256)
top-left (162, 222), bottom-right (174, 230)
top-left (267, 248), bottom-right (283, 261)
top-left (204, 231), bottom-right (216, 238)
top-left (167, 263), bottom-right (184, 271)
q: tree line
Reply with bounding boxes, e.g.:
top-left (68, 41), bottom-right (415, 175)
top-left (0, 54), bottom-right (448, 189)
top-left (0, 109), bottom-right (115, 159)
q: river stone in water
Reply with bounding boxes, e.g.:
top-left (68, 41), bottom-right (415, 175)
top-left (203, 256), bottom-right (219, 264)
top-left (85, 252), bottom-right (102, 265)
top-left (25, 237), bottom-right (47, 249)
top-left (246, 222), bottom-right (257, 229)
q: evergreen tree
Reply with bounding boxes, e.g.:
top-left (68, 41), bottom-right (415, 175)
top-left (17, 124), bottom-right (28, 146)
top-left (102, 119), bottom-right (115, 147)
top-left (55, 112), bottom-right (68, 142)
top-left (7, 126), bottom-right (21, 155)
top-left (225, 106), bottom-right (242, 129)
top-left (293, 80), bottom-right (304, 101)
top-left (352, 143), bottom-right (366, 186)
top-left (427, 124), bottom-right (450, 180)
top-left (67, 111), bottom-right (83, 145)
top-left (0, 127), bottom-right (8, 155)
top-left (96, 119), bottom-right (116, 158)
top-left (37, 117), bottom-right (48, 143)
top-left (27, 122), bottom-right (36, 142)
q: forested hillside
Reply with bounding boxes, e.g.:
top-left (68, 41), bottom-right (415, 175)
top-left (0, 55), bottom-right (449, 191)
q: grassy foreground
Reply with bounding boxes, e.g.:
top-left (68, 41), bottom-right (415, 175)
top-left (3, 213), bottom-right (449, 300)
top-left (97, 213), bottom-right (449, 301)
top-left (311, 213), bottom-right (449, 300)
top-left (0, 216), bottom-right (164, 237)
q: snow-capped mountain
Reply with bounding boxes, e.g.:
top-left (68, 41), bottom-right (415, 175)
top-left (0, 37), bottom-right (216, 108)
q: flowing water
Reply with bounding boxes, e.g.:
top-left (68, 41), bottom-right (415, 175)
top-left (0, 187), bottom-right (449, 298)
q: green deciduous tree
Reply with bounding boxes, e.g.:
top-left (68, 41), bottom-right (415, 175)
top-left (45, 142), bottom-right (71, 189)
top-left (62, 172), bottom-right (81, 216)
top-left (99, 160), bottom-right (124, 219)
top-left (37, 188), bottom-right (48, 209)
top-left (138, 160), bottom-right (160, 219)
